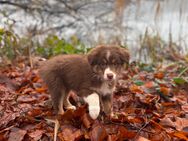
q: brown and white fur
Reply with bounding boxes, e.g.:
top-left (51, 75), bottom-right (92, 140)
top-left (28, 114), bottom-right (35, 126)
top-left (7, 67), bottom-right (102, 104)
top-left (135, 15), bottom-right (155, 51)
top-left (39, 45), bottom-right (129, 119)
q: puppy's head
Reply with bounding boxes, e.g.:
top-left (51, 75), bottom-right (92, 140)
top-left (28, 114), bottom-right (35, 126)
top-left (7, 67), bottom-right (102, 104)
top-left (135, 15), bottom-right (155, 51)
top-left (87, 45), bottom-right (129, 81)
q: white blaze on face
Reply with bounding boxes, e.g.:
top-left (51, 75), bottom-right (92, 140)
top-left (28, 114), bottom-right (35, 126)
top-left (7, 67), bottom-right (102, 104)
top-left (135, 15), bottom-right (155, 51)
top-left (83, 93), bottom-right (100, 119)
top-left (106, 51), bottom-right (111, 60)
top-left (104, 67), bottom-right (116, 80)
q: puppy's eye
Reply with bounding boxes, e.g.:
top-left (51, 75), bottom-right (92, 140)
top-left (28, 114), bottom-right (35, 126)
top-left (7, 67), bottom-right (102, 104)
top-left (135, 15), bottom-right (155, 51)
top-left (99, 64), bottom-right (106, 70)
top-left (101, 63), bottom-right (105, 66)
top-left (114, 63), bottom-right (121, 67)
top-left (100, 64), bottom-right (106, 68)
top-left (113, 63), bottom-right (118, 66)
top-left (100, 60), bottom-right (106, 65)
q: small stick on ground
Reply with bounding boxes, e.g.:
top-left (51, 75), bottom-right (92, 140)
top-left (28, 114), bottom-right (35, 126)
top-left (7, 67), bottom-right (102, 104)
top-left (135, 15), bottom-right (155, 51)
top-left (45, 118), bottom-right (60, 141)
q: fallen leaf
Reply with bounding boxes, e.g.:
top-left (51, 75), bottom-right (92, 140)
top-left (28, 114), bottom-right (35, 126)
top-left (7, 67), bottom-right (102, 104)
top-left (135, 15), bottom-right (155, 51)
top-left (129, 84), bottom-right (144, 94)
top-left (28, 130), bottom-right (44, 141)
top-left (0, 112), bottom-right (20, 129)
top-left (136, 136), bottom-right (151, 141)
top-left (160, 117), bottom-right (175, 128)
top-left (8, 127), bottom-right (26, 141)
top-left (134, 80), bottom-right (144, 86)
top-left (154, 72), bottom-right (164, 79)
top-left (73, 105), bottom-right (87, 118)
top-left (27, 108), bottom-right (43, 117)
top-left (107, 134), bottom-right (118, 141)
top-left (20, 87), bottom-right (34, 94)
top-left (173, 77), bottom-right (187, 85)
top-left (175, 117), bottom-right (188, 131)
top-left (160, 115), bottom-right (188, 131)
top-left (17, 95), bottom-right (38, 103)
top-left (172, 131), bottom-right (188, 140)
top-left (150, 120), bottom-right (166, 130)
top-left (81, 113), bottom-right (93, 129)
top-left (128, 116), bottom-right (144, 124)
top-left (17, 93), bottom-right (48, 103)
top-left (161, 102), bottom-right (177, 107)
top-left (137, 93), bottom-right (159, 106)
top-left (59, 125), bottom-right (83, 141)
top-left (59, 105), bottom-right (87, 124)
top-left (35, 87), bottom-right (47, 93)
top-left (149, 130), bottom-right (169, 141)
top-left (90, 124), bottom-right (107, 141)
top-left (0, 132), bottom-right (7, 141)
top-left (182, 104), bottom-right (188, 113)
top-left (160, 86), bottom-right (170, 95)
top-left (144, 81), bottom-right (155, 88)
top-left (118, 126), bottom-right (136, 140)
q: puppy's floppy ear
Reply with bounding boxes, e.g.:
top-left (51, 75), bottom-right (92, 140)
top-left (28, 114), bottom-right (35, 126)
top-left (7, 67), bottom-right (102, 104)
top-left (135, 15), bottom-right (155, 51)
top-left (118, 47), bottom-right (130, 65)
top-left (87, 49), bottom-right (98, 65)
top-left (87, 52), bottom-right (95, 65)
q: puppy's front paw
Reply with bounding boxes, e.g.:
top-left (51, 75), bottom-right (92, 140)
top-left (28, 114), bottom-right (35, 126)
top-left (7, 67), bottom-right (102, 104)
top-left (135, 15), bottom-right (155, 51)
top-left (66, 105), bottom-right (76, 110)
top-left (88, 106), bottom-right (100, 120)
top-left (83, 93), bottom-right (100, 120)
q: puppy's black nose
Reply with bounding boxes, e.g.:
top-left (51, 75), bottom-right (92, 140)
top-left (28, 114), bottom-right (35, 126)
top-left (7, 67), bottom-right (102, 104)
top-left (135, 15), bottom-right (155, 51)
top-left (107, 73), bottom-right (113, 80)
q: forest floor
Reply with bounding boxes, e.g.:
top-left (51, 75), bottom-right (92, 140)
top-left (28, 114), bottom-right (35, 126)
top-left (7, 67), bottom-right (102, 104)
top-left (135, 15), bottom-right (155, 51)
top-left (0, 61), bottom-right (188, 141)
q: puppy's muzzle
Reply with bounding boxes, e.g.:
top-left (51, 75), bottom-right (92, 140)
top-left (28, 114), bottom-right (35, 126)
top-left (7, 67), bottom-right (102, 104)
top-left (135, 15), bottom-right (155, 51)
top-left (107, 73), bottom-right (114, 80)
top-left (104, 67), bottom-right (116, 81)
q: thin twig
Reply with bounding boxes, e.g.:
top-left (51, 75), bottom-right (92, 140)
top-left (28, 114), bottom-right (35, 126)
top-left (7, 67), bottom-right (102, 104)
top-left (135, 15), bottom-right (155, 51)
top-left (134, 118), bottom-right (152, 140)
top-left (106, 120), bottom-right (154, 134)
top-left (0, 125), bottom-right (15, 133)
top-left (178, 66), bottom-right (188, 77)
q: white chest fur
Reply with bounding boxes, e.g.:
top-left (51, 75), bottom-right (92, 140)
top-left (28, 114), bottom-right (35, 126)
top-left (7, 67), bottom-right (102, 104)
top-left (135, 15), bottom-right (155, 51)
top-left (98, 82), bottom-right (115, 96)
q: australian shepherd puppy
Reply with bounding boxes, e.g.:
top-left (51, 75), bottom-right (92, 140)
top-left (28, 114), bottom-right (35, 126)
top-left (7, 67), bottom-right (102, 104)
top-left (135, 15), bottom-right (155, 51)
top-left (39, 45), bottom-right (129, 119)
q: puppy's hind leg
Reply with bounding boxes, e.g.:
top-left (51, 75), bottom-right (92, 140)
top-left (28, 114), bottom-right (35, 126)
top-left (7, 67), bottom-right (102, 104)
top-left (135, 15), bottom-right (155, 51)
top-left (64, 91), bottom-right (76, 110)
top-left (49, 87), bottom-right (65, 115)
top-left (58, 90), bottom-right (66, 115)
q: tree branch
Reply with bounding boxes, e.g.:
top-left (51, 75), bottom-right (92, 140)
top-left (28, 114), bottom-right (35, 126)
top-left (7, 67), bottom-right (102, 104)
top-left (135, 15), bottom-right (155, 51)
top-left (0, 1), bottom-right (29, 10)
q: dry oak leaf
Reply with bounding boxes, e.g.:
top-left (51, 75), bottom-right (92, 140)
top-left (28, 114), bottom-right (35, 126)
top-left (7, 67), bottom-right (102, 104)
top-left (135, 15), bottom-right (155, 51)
top-left (0, 112), bottom-right (20, 129)
top-left (136, 136), bottom-right (151, 141)
top-left (81, 113), bottom-right (94, 129)
top-left (154, 71), bottom-right (164, 79)
top-left (160, 116), bottom-right (188, 131)
top-left (8, 127), bottom-right (26, 141)
top-left (107, 134), bottom-right (119, 141)
top-left (172, 131), bottom-right (188, 140)
top-left (117, 126), bottom-right (136, 140)
top-left (90, 124), bottom-right (107, 141)
top-left (129, 84), bottom-right (144, 94)
top-left (160, 86), bottom-right (171, 95)
top-left (182, 104), bottom-right (188, 113)
top-left (174, 117), bottom-right (188, 131)
top-left (59, 125), bottom-right (83, 141)
top-left (144, 81), bottom-right (155, 89)
top-left (28, 129), bottom-right (44, 141)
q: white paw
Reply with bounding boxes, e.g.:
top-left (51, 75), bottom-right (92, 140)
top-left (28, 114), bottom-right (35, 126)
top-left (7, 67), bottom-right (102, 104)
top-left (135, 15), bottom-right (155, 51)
top-left (84, 93), bottom-right (100, 119)
top-left (88, 106), bottom-right (100, 119)
top-left (66, 105), bottom-right (76, 110)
